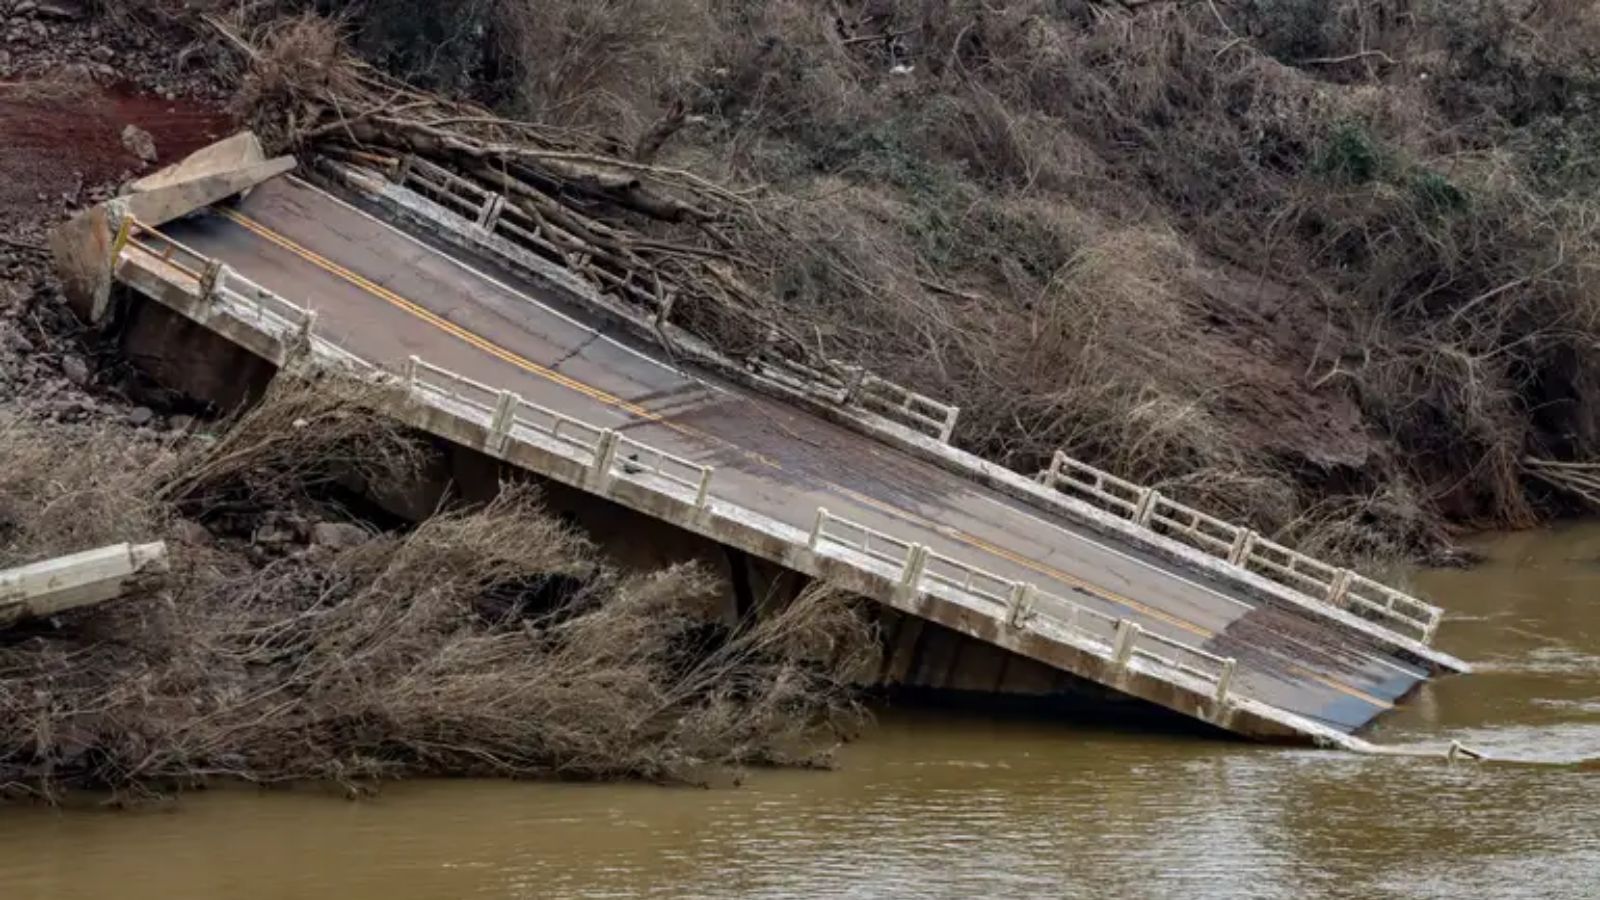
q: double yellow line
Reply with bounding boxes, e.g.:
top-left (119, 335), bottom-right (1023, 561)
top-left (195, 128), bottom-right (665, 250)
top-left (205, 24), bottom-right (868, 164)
top-left (216, 207), bottom-right (1394, 712)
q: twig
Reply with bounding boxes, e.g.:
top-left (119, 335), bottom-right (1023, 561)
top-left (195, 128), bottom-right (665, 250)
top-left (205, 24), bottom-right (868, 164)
top-left (1299, 50), bottom-right (1399, 67)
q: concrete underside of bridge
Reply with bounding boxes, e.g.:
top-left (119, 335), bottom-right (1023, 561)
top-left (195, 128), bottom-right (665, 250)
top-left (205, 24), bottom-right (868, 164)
top-left (57, 158), bottom-right (1477, 747)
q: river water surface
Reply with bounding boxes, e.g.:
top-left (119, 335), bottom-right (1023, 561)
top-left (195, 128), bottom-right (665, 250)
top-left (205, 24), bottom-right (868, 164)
top-left (2, 527), bottom-right (1598, 898)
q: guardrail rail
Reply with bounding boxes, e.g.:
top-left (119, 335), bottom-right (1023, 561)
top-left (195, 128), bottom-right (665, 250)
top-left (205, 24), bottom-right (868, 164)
top-left (1038, 451), bottom-right (1443, 643)
top-left (384, 155), bottom-right (962, 444)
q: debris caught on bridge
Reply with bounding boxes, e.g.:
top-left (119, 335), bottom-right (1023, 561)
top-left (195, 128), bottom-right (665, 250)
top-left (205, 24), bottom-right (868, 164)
top-left (193, 10), bottom-right (834, 380)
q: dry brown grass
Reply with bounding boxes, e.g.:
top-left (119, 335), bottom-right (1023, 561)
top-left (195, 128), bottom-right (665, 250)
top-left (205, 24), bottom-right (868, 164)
top-left (0, 375), bottom-right (875, 800)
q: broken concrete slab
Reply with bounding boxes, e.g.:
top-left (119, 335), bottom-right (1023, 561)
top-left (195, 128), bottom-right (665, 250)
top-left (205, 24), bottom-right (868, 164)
top-left (0, 542), bottom-right (168, 628)
top-left (120, 130), bottom-right (296, 227)
top-left (53, 132), bottom-right (298, 326)
top-left (127, 131), bottom-right (269, 194)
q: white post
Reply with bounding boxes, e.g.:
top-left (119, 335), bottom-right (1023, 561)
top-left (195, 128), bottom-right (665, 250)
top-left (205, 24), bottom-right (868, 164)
top-left (808, 508), bottom-right (830, 551)
top-left (477, 193), bottom-right (505, 231)
top-left (840, 366), bottom-right (866, 405)
top-left (1214, 658), bottom-right (1236, 704)
top-left (1047, 451), bottom-right (1067, 489)
top-left (1227, 529), bottom-right (1257, 566)
top-left (199, 259), bottom-right (225, 300)
top-left (403, 355), bottom-right (420, 393)
top-left (488, 390), bottom-right (516, 447)
top-left (937, 409), bottom-right (958, 444)
top-left (693, 468), bottom-right (712, 509)
top-left (1134, 488), bottom-right (1159, 526)
top-left (590, 430), bottom-right (621, 480)
top-left (1006, 582), bottom-right (1036, 628)
top-left (1326, 569), bottom-right (1353, 606)
top-left (1112, 619), bottom-right (1142, 667)
top-left (899, 544), bottom-right (929, 593)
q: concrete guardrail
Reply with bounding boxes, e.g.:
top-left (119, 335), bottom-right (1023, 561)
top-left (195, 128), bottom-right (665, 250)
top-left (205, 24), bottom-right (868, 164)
top-left (1039, 451), bottom-right (1443, 643)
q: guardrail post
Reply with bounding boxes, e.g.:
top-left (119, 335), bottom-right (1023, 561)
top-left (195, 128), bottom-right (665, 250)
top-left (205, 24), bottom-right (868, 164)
top-left (1326, 569), bottom-right (1353, 606)
top-left (899, 544), bottom-right (930, 593)
top-left (1133, 489), bottom-right (1159, 526)
top-left (488, 390), bottom-right (516, 448)
top-left (937, 409), bottom-right (958, 444)
top-left (403, 355), bottom-right (419, 393)
top-left (1045, 451), bottom-right (1066, 489)
top-left (1422, 610), bottom-right (1441, 645)
top-left (693, 468), bottom-right (713, 509)
top-left (839, 366), bottom-right (865, 405)
top-left (476, 194), bottom-right (505, 231)
top-left (1112, 619), bottom-right (1141, 667)
top-left (590, 430), bottom-right (621, 480)
top-left (296, 308), bottom-right (318, 345)
top-left (1214, 658), bottom-right (1236, 704)
top-left (393, 154), bottom-right (414, 185)
top-left (111, 215), bottom-right (133, 259)
top-left (1227, 529), bottom-right (1257, 566)
top-left (808, 508), bottom-right (830, 551)
top-left (1006, 582), bottom-right (1036, 628)
top-left (199, 259), bottom-right (224, 300)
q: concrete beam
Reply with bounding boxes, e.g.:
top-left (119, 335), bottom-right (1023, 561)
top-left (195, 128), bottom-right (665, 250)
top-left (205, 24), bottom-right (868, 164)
top-left (127, 132), bottom-right (271, 194)
top-left (124, 157), bottom-right (297, 228)
top-left (0, 542), bottom-right (168, 628)
top-left (122, 131), bottom-right (297, 227)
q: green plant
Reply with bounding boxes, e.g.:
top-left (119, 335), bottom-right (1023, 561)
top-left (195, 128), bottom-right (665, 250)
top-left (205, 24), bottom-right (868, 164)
top-left (1316, 123), bottom-right (1387, 184)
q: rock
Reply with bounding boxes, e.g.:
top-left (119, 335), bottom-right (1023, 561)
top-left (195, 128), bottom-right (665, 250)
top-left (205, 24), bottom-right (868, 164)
top-left (127, 405), bottom-right (154, 426)
top-left (60, 354), bottom-right (89, 386)
top-left (120, 123), bottom-right (157, 164)
top-left (87, 43), bottom-right (110, 61)
top-left (14, 1), bottom-right (37, 15)
top-left (311, 522), bottom-right (370, 550)
top-left (167, 413), bottom-right (195, 433)
top-left (171, 519), bottom-right (210, 547)
top-left (253, 523), bottom-right (295, 546)
top-left (0, 49), bottom-right (11, 69)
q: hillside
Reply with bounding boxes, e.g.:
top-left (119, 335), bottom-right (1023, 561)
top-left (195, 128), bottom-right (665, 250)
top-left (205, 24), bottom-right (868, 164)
top-left (285, 0), bottom-right (1600, 567)
top-left (21, 0), bottom-right (1600, 569)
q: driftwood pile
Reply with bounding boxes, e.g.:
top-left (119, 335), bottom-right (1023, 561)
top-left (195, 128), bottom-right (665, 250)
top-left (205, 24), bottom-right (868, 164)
top-left (197, 11), bottom-right (830, 372)
top-left (1525, 458), bottom-right (1600, 510)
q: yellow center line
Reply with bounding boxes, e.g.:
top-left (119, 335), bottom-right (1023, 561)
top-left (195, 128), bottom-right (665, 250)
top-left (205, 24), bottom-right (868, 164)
top-left (212, 208), bottom-right (1392, 711)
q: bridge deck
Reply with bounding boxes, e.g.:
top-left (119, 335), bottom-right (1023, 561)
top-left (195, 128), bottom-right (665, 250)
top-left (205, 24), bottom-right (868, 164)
top-left (156, 175), bottom-right (1431, 735)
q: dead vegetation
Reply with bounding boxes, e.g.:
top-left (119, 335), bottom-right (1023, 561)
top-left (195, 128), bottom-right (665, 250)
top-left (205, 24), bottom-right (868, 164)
top-left (0, 376), bottom-right (876, 800)
top-left (101, 1), bottom-right (1600, 566)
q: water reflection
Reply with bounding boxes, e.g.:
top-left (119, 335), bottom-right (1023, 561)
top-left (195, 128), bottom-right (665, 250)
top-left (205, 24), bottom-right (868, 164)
top-left (2, 527), bottom-right (1599, 898)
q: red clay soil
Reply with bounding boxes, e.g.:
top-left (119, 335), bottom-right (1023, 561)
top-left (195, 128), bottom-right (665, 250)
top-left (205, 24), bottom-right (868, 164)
top-left (0, 79), bottom-right (233, 222)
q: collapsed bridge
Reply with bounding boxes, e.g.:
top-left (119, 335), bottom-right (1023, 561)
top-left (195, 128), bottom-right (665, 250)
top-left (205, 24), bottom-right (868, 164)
top-left (55, 135), bottom-right (1469, 748)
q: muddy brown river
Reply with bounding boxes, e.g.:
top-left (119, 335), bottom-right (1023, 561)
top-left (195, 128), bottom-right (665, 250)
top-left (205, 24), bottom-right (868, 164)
top-left (2, 527), bottom-right (1598, 898)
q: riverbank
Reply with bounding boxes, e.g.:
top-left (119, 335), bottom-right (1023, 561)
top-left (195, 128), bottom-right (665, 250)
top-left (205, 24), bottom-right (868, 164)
top-left (1, 525), bottom-right (1595, 897)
